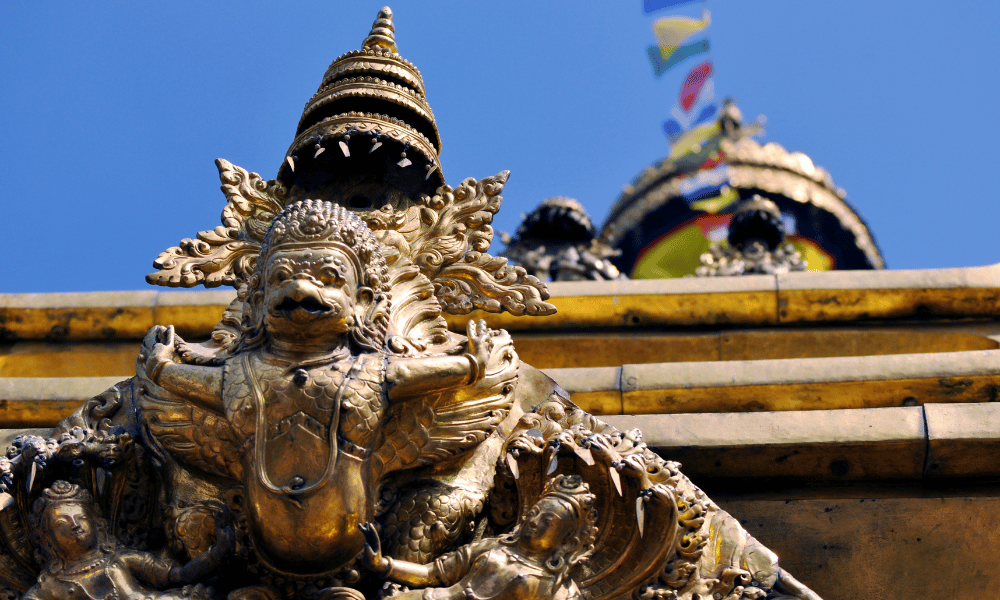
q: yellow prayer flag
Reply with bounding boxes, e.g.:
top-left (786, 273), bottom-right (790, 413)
top-left (652, 10), bottom-right (711, 60)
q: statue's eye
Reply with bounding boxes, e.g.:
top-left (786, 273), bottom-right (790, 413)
top-left (319, 267), bottom-right (344, 286)
top-left (271, 268), bottom-right (292, 282)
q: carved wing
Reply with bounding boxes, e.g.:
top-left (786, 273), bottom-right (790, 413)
top-left (410, 173), bottom-right (556, 316)
top-left (372, 329), bottom-right (519, 476)
top-left (146, 159), bottom-right (286, 288)
top-left (138, 389), bottom-right (243, 482)
top-left (136, 355), bottom-right (243, 482)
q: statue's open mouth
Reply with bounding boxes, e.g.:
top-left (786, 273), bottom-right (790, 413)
top-left (274, 296), bottom-right (332, 315)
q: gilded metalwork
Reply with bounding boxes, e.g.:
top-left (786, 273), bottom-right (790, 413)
top-left (21, 481), bottom-right (229, 600)
top-left (500, 198), bottom-right (624, 282)
top-left (695, 195), bottom-right (806, 276)
top-left (359, 474), bottom-right (597, 600)
top-left (0, 8), bottom-right (822, 600)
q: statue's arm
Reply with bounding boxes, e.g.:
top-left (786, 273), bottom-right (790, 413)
top-left (140, 325), bottom-right (224, 412)
top-left (122, 510), bottom-right (234, 586)
top-left (361, 523), bottom-right (482, 587)
top-left (386, 320), bottom-right (492, 400)
top-left (386, 354), bottom-right (476, 399)
top-left (155, 363), bottom-right (224, 412)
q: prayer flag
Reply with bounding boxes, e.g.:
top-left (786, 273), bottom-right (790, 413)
top-left (644, 0), bottom-right (700, 13)
top-left (662, 102), bottom-right (717, 142)
top-left (668, 121), bottom-right (720, 161)
top-left (680, 61), bottom-right (713, 111)
top-left (652, 11), bottom-right (711, 62)
top-left (647, 38), bottom-right (710, 76)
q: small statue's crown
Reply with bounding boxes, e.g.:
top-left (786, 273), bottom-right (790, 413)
top-left (279, 6), bottom-right (443, 195)
top-left (31, 480), bottom-right (92, 522)
top-left (541, 475), bottom-right (597, 524)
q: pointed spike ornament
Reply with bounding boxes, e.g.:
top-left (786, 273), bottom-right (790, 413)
top-left (609, 462), bottom-right (622, 496)
top-left (314, 138), bottom-right (326, 158)
top-left (574, 444), bottom-right (595, 466)
top-left (547, 454), bottom-right (559, 475)
top-left (26, 461), bottom-right (37, 493)
top-left (339, 137), bottom-right (351, 157)
top-left (506, 452), bottom-right (519, 480)
top-left (285, 155), bottom-right (295, 172)
top-left (397, 151), bottom-right (411, 168)
top-left (96, 468), bottom-right (107, 497)
top-left (363, 7), bottom-right (398, 53)
top-left (370, 136), bottom-right (383, 154)
top-left (425, 163), bottom-right (438, 181)
top-left (636, 496), bottom-right (646, 538)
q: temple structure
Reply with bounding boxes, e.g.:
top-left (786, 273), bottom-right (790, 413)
top-left (2, 7), bottom-right (1000, 600)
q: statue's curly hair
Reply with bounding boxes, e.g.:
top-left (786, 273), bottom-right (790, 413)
top-left (30, 480), bottom-right (117, 574)
top-left (236, 200), bottom-right (392, 353)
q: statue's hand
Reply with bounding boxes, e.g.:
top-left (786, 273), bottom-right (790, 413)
top-left (464, 319), bottom-right (493, 384)
top-left (140, 325), bottom-right (177, 382)
top-left (211, 506), bottom-right (236, 558)
top-left (359, 522), bottom-right (389, 575)
top-left (174, 505), bottom-right (236, 585)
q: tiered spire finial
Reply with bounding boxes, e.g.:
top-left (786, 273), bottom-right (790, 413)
top-left (363, 7), bottom-right (397, 53)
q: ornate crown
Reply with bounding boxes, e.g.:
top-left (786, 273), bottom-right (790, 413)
top-left (261, 200), bottom-right (390, 294)
top-left (30, 480), bottom-right (92, 524)
top-left (541, 475), bottom-right (597, 527)
top-left (278, 6), bottom-right (444, 196)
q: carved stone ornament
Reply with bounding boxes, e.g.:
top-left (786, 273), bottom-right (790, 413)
top-left (500, 198), bottom-right (625, 282)
top-left (694, 195), bottom-right (807, 277)
top-left (0, 8), bottom-right (823, 600)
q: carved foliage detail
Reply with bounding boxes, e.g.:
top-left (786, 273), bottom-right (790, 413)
top-left (412, 173), bottom-right (555, 316)
top-left (147, 159), bottom-right (287, 288)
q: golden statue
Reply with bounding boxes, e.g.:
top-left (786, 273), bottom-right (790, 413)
top-left (22, 481), bottom-right (229, 600)
top-left (0, 7), bottom-right (823, 600)
top-left (359, 474), bottom-right (597, 600)
top-left (138, 201), bottom-right (498, 577)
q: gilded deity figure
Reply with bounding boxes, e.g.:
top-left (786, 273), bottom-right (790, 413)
top-left (22, 481), bottom-right (230, 600)
top-left (139, 201), bottom-right (496, 576)
top-left (360, 475), bottom-right (597, 600)
top-left (0, 8), bottom-right (825, 600)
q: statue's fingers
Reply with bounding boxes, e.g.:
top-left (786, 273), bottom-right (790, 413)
top-left (165, 325), bottom-right (175, 346)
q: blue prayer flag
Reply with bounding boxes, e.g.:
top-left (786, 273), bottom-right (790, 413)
top-left (647, 38), bottom-right (710, 77)
top-left (644, 0), bottom-right (700, 13)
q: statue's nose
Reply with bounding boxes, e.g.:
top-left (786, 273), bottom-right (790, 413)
top-left (285, 279), bottom-right (318, 302)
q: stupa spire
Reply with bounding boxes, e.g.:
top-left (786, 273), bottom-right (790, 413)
top-left (363, 7), bottom-right (397, 53)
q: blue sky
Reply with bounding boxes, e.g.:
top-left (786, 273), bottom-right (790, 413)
top-left (2, 1), bottom-right (998, 293)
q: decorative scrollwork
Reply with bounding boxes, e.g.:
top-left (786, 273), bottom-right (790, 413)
top-left (147, 159), bottom-right (286, 288)
top-left (412, 174), bottom-right (555, 316)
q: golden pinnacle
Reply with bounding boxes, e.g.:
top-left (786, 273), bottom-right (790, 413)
top-left (363, 6), bottom-right (397, 53)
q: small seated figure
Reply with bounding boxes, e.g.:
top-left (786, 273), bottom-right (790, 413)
top-left (23, 480), bottom-right (233, 600)
top-left (361, 475), bottom-right (598, 600)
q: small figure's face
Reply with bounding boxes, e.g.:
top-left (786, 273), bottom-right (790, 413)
top-left (45, 502), bottom-right (97, 561)
top-left (263, 247), bottom-right (360, 345)
top-left (518, 497), bottom-right (575, 556)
